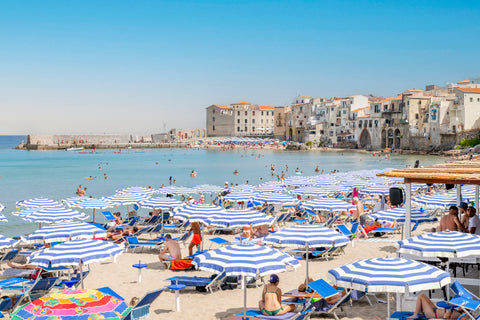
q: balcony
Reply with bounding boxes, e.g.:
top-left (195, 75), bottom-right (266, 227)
top-left (382, 109), bottom-right (402, 114)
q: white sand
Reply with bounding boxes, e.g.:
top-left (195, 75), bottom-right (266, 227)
top-left (83, 223), bottom-right (436, 319)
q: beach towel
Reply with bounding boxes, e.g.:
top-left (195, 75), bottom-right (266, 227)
top-left (171, 259), bottom-right (194, 270)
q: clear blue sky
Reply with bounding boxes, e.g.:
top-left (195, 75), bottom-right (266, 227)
top-left (1, 0), bottom-right (479, 134)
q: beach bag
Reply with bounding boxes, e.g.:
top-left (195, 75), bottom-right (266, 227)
top-left (170, 259), bottom-right (193, 270)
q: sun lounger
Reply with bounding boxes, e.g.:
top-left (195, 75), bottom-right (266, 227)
top-left (123, 287), bottom-right (165, 320)
top-left (236, 305), bottom-right (314, 320)
top-left (3, 277), bottom-right (59, 303)
top-left (208, 237), bottom-right (231, 248)
top-left (126, 236), bottom-right (164, 253)
top-left (166, 272), bottom-right (227, 293)
top-left (173, 232), bottom-right (190, 247)
top-left (97, 286), bottom-right (125, 300)
top-left (0, 249), bottom-right (20, 267)
top-left (101, 211), bottom-right (116, 220)
top-left (307, 279), bottom-right (351, 320)
top-left (336, 223), bottom-right (358, 239)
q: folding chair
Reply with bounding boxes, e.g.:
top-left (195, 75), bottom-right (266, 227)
top-left (123, 288), bottom-right (165, 320)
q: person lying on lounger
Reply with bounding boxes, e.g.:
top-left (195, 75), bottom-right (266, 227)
top-left (405, 293), bottom-right (469, 320)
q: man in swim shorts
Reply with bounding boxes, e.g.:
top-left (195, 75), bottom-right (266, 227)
top-left (158, 234), bottom-right (182, 269)
top-left (188, 221), bottom-right (202, 256)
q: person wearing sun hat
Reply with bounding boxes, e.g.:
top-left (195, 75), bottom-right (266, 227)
top-left (258, 274), bottom-right (295, 316)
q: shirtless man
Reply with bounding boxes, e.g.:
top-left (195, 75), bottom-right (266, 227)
top-left (76, 185), bottom-right (82, 195)
top-left (158, 234), bottom-right (182, 268)
top-left (439, 206), bottom-right (466, 232)
top-left (352, 197), bottom-right (368, 239)
top-left (458, 202), bottom-right (469, 229)
top-left (188, 221), bottom-right (202, 256)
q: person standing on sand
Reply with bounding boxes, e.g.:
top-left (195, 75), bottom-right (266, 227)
top-left (439, 206), bottom-right (465, 232)
top-left (158, 234), bottom-right (182, 269)
top-left (352, 197), bottom-right (368, 239)
top-left (188, 221), bottom-right (202, 256)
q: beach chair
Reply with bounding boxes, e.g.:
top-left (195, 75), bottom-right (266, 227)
top-left (320, 214), bottom-right (340, 228)
top-left (0, 249), bottom-right (20, 268)
top-left (173, 232), bottom-right (190, 247)
top-left (101, 211), bottom-right (116, 220)
top-left (307, 279), bottom-right (351, 320)
top-left (123, 288), bottom-right (165, 320)
top-left (208, 237), bottom-right (231, 249)
top-left (126, 236), bottom-right (164, 253)
top-left (166, 272), bottom-right (227, 293)
top-left (4, 277), bottom-right (59, 304)
top-left (97, 286), bottom-right (125, 300)
top-left (336, 223), bottom-right (358, 239)
top-left (163, 220), bottom-right (190, 233)
top-left (236, 305), bottom-right (314, 320)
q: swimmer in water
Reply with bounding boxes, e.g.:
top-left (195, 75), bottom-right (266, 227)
top-left (233, 170), bottom-right (239, 175)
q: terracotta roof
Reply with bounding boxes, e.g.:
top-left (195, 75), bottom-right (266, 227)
top-left (259, 106), bottom-right (275, 110)
top-left (231, 102), bottom-right (251, 105)
top-left (352, 106), bottom-right (370, 112)
top-left (458, 79), bottom-right (470, 84)
top-left (375, 97), bottom-right (395, 104)
top-left (213, 104), bottom-right (231, 109)
top-left (393, 94), bottom-right (403, 100)
top-left (292, 103), bottom-right (309, 106)
top-left (457, 88), bottom-right (480, 93)
top-left (358, 115), bottom-right (370, 118)
top-left (301, 96), bottom-right (312, 98)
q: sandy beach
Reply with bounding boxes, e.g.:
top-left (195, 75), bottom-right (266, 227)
top-left (80, 223), bottom-right (438, 320)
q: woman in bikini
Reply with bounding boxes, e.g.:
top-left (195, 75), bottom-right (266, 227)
top-left (259, 274), bottom-right (295, 316)
top-left (407, 293), bottom-right (468, 320)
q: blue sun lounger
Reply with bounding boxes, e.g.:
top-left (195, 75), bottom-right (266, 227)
top-left (166, 272), bottom-right (227, 293)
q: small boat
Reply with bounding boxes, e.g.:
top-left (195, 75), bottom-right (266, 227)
top-left (66, 147), bottom-right (84, 151)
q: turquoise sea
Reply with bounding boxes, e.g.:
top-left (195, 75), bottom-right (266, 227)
top-left (0, 135), bottom-right (444, 237)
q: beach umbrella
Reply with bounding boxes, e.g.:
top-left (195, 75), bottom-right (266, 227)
top-left (24, 222), bottom-right (107, 244)
top-left (255, 184), bottom-right (284, 193)
top-left (370, 208), bottom-right (437, 224)
top-left (159, 186), bottom-right (194, 195)
top-left (222, 192), bottom-right (255, 203)
top-left (16, 198), bottom-right (62, 208)
top-left (328, 257), bottom-right (451, 317)
top-left (11, 208), bottom-right (39, 217)
top-left (28, 239), bottom-right (125, 288)
top-left (69, 198), bottom-right (115, 222)
top-left (412, 194), bottom-right (457, 208)
top-left (0, 235), bottom-right (20, 249)
top-left (61, 196), bottom-right (89, 207)
top-left (301, 198), bottom-right (355, 212)
top-left (230, 185), bottom-right (256, 193)
top-left (253, 193), bottom-right (297, 204)
top-left (116, 186), bottom-right (158, 195)
top-left (264, 225), bottom-right (349, 287)
top-left (0, 204), bottom-right (6, 222)
top-left (22, 207), bottom-right (89, 224)
top-left (107, 193), bottom-right (149, 205)
top-left (10, 288), bottom-right (131, 320)
top-left (289, 187), bottom-right (330, 197)
top-left (396, 231), bottom-right (480, 258)
top-left (194, 184), bottom-right (224, 194)
top-left (361, 185), bottom-right (402, 196)
top-left (209, 209), bottom-right (275, 228)
top-left (0, 203), bottom-right (4, 213)
top-left (192, 244), bottom-right (299, 319)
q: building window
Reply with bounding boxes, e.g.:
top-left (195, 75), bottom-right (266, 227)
top-left (237, 127), bottom-right (240, 132)
top-left (470, 98), bottom-right (474, 102)
top-left (237, 119), bottom-right (240, 124)
top-left (252, 111), bottom-right (255, 116)
top-left (245, 126), bottom-right (247, 132)
top-left (252, 119), bottom-right (255, 124)
top-left (212, 109), bottom-right (215, 114)
top-left (297, 130), bottom-right (300, 134)
top-left (261, 111), bottom-right (264, 116)
top-left (299, 107), bottom-right (303, 112)
top-left (245, 119), bottom-right (247, 123)
top-left (212, 125), bottom-right (215, 131)
top-left (359, 121), bottom-right (362, 128)
top-left (261, 119), bottom-right (264, 123)
top-left (252, 127), bottom-right (255, 132)
top-left (212, 117), bottom-right (215, 122)
top-left (375, 120), bottom-right (378, 127)
top-left (266, 112), bottom-right (269, 116)
top-left (415, 114), bottom-right (419, 119)
top-left (245, 111), bottom-right (247, 116)
top-left (237, 111), bottom-right (240, 116)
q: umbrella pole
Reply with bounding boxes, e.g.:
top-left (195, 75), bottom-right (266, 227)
top-left (243, 275), bottom-right (248, 320)
top-left (93, 208), bottom-right (96, 223)
top-left (161, 208), bottom-right (164, 236)
top-left (306, 243), bottom-right (309, 289)
top-left (80, 262), bottom-right (84, 289)
top-left (387, 292), bottom-right (390, 320)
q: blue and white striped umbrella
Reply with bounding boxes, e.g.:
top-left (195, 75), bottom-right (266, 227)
top-left (16, 198), bottom-right (62, 208)
top-left (0, 203), bottom-right (4, 213)
top-left (194, 184), bottom-right (224, 194)
top-left (28, 239), bottom-right (125, 268)
top-left (370, 208), bottom-right (437, 224)
top-left (192, 244), bottom-right (299, 319)
top-left (412, 194), bottom-right (457, 208)
top-left (264, 225), bottom-right (350, 248)
top-left (290, 187), bottom-right (330, 197)
top-left (255, 184), bottom-right (284, 193)
top-left (173, 204), bottom-right (226, 225)
top-left (0, 235), bottom-right (19, 249)
top-left (283, 177), bottom-right (312, 187)
top-left (11, 208), bottom-right (39, 217)
top-left (22, 207), bottom-right (89, 223)
top-left (137, 198), bottom-right (184, 209)
top-left (396, 231), bottom-right (480, 258)
top-left (69, 198), bottom-right (115, 209)
top-left (25, 222), bottom-right (107, 244)
top-left (328, 257), bottom-right (450, 293)
top-left (230, 185), bottom-right (256, 193)
top-left (116, 186), bottom-right (158, 195)
top-left (159, 186), bottom-right (195, 195)
top-left (0, 204), bottom-right (6, 222)
top-left (222, 192), bottom-right (255, 202)
top-left (209, 209), bottom-right (275, 228)
top-left (361, 185), bottom-right (402, 196)
top-left (301, 198), bottom-right (355, 212)
top-left (107, 193), bottom-right (149, 205)
top-left (253, 193), bottom-right (297, 204)
top-left (61, 196), bottom-right (89, 206)
top-left (193, 244), bottom-right (299, 277)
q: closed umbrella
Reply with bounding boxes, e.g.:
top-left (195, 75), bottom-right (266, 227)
top-left (193, 244), bottom-right (299, 319)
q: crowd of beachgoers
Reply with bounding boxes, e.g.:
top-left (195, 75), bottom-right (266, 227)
top-left (0, 163), bottom-right (478, 320)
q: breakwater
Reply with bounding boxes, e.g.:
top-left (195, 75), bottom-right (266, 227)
top-left (17, 134), bottom-right (190, 150)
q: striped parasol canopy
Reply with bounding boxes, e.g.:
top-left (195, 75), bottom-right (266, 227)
top-left (361, 185), bottom-right (404, 196)
top-left (193, 184), bottom-right (224, 194)
top-left (0, 204), bottom-right (6, 222)
top-left (412, 194), bottom-right (457, 208)
top-left (222, 192), bottom-right (255, 202)
top-left (159, 186), bottom-right (194, 195)
top-left (0, 203), bottom-right (4, 213)
top-left (106, 193), bottom-right (149, 205)
top-left (173, 204), bottom-right (226, 225)
top-left (289, 187), bottom-right (330, 197)
top-left (370, 207), bottom-right (437, 224)
top-left (16, 198), bottom-right (62, 208)
top-left (137, 198), bottom-right (184, 209)
top-left (396, 231), bottom-right (480, 258)
top-left (61, 196), bottom-right (89, 207)
top-left (209, 209), bottom-right (275, 228)
top-left (328, 257), bottom-right (450, 293)
top-left (25, 222), bottom-right (107, 244)
top-left (0, 235), bottom-right (20, 249)
top-left (301, 198), bottom-right (355, 212)
top-left (116, 186), bottom-right (158, 195)
top-left (22, 207), bottom-right (89, 223)
top-left (255, 184), bottom-right (284, 193)
top-left (68, 198), bottom-right (115, 209)
top-left (28, 239), bottom-right (125, 268)
top-left (10, 288), bottom-right (131, 320)
top-left (253, 193), bottom-right (297, 204)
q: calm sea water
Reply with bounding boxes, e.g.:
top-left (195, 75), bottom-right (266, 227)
top-left (0, 135), bottom-right (444, 237)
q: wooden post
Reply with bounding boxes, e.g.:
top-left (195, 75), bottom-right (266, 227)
top-left (405, 182), bottom-right (412, 239)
